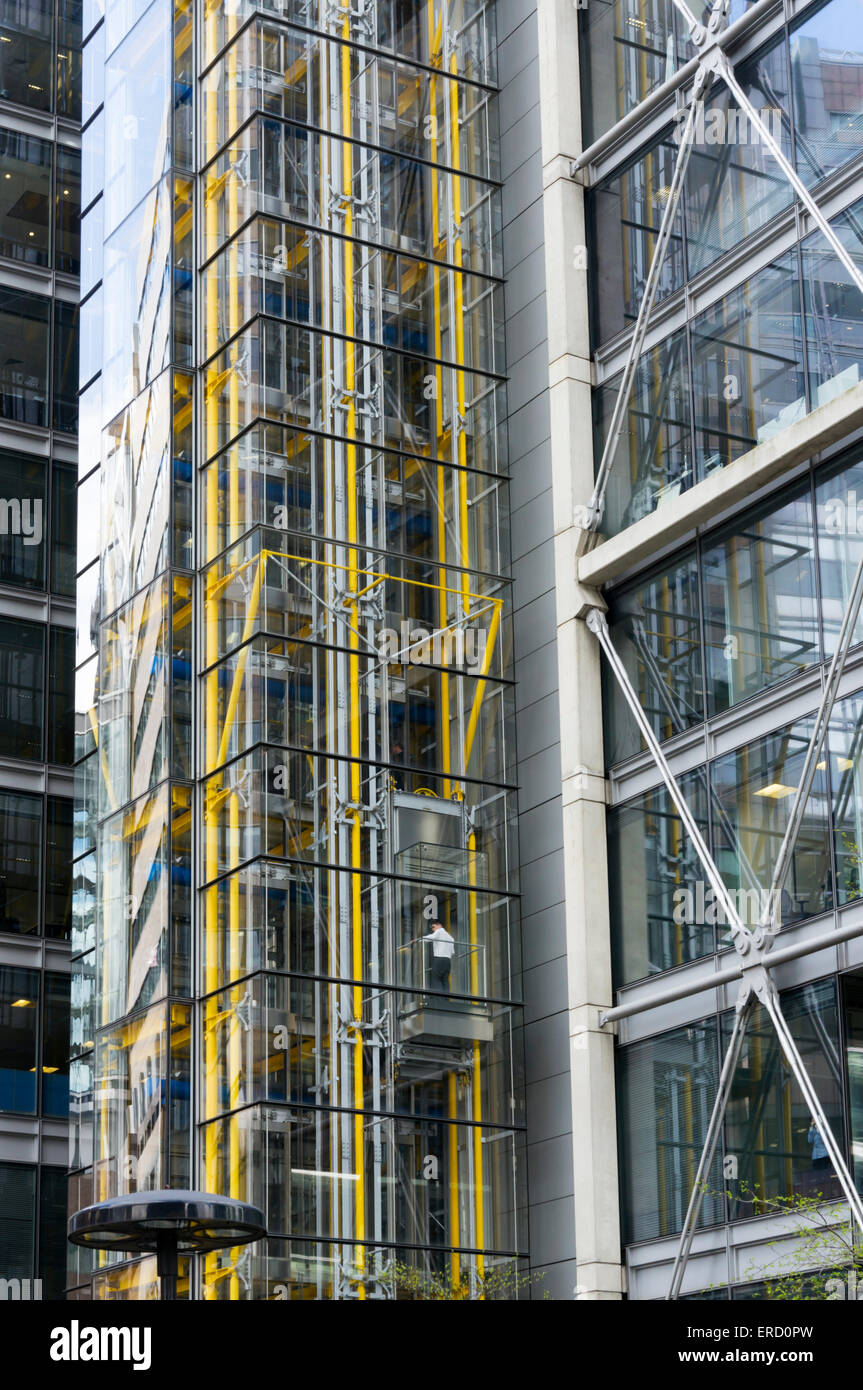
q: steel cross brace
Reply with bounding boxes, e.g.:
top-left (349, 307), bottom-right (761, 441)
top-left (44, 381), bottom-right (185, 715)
top-left (588, 549), bottom-right (863, 1297)
top-left (577, 0), bottom-right (863, 533)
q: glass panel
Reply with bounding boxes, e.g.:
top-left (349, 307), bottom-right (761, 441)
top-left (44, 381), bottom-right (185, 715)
top-left (701, 487), bottom-right (818, 716)
top-left (792, 0), bottom-right (863, 187)
top-left (49, 625), bottom-right (75, 764)
top-left (588, 131), bottom-right (684, 349)
top-left (828, 691), bottom-right (863, 905)
top-left (802, 199), bottom-right (863, 415)
top-left (579, 0), bottom-right (677, 147)
top-left (69, 1052), bottom-right (94, 1168)
top-left (104, 0), bottom-right (170, 236)
top-left (42, 973), bottom-right (71, 1117)
top-left (0, 0), bottom-right (53, 111)
top-left (0, 967), bottom-right (39, 1112)
top-left (56, 144), bottom-right (82, 274)
top-left (815, 453), bottom-right (863, 657)
top-left (617, 1019), bottom-right (723, 1243)
top-left (685, 36), bottom-right (794, 276)
top-left (842, 972), bottom-right (863, 1193)
top-left (81, 14), bottom-right (104, 123)
top-left (46, 796), bottom-right (73, 938)
top-left (39, 1167), bottom-right (70, 1299)
top-left (51, 461), bottom-right (77, 596)
top-left (81, 107), bottom-right (103, 212)
top-left (100, 370), bottom-right (172, 614)
top-left (595, 328), bottom-right (692, 536)
top-left (0, 128), bottom-right (51, 266)
top-left (0, 790), bottom-right (41, 935)
top-left (603, 550), bottom-right (703, 765)
top-left (0, 288), bottom-right (49, 428)
top-left (692, 253), bottom-right (805, 476)
top-left (57, 0), bottom-right (83, 120)
top-left (608, 774), bottom-right (711, 986)
top-left (94, 1001), bottom-right (191, 1198)
top-left (80, 195), bottom-right (103, 300)
top-left (71, 856), bottom-right (96, 954)
top-left (53, 299), bottom-right (79, 433)
top-left (0, 449), bottom-right (47, 590)
top-left (102, 179), bottom-right (172, 424)
top-left (202, 859), bottom-right (520, 1001)
top-left (0, 1163), bottom-right (35, 1279)
top-left (202, 1104), bottom-right (520, 1255)
top-left (711, 720), bottom-right (832, 932)
top-left (0, 617), bottom-right (45, 760)
top-left (723, 979), bottom-right (843, 1215)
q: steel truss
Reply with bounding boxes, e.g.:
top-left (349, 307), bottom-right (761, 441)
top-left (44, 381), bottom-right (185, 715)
top-left (582, 0), bottom-right (863, 1298)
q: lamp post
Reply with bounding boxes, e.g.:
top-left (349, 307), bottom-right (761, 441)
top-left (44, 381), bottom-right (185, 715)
top-left (69, 1191), bottom-right (267, 1300)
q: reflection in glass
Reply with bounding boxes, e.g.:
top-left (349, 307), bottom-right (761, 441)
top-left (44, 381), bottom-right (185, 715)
top-left (0, 967), bottom-right (39, 1113)
top-left (685, 37), bottom-right (793, 276)
top-left (0, 129), bottom-right (51, 265)
top-left (711, 721), bottom-right (832, 932)
top-left (608, 774), bottom-right (711, 986)
top-left (588, 133), bottom-right (684, 349)
top-left (701, 488), bottom-right (818, 715)
top-left (792, 0), bottom-right (863, 188)
top-left (723, 980), bottom-right (843, 1216)
top-left (604, 550), bottom-right (703, 764)
top-left (617, 1019), bottom-right (722, 1243)
top-left (692, 254), bottom-right (804, 476)
top-left (596, 329), bottom-right (692, 535)
top-left (0, 790), bottom-right (41, 935)
top-left (0, 288), bottom-right (49, 427)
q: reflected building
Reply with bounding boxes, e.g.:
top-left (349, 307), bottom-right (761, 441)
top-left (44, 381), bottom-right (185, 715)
top-left (0, 0), bottom-right (79, 1301)
top-left (70, 0), bottom-right (525, 1299)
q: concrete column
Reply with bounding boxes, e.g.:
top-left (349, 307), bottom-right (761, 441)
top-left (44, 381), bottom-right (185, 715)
top-left (536, 0), bottom-right (623, 1299)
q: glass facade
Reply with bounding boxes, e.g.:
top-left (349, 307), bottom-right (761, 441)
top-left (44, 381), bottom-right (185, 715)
top-left (585, 0), bottom-right (863, 538)
top-left (585, 0), bottom-right (863, 1298)
top-left (0, 0), bottom-right (78, 1307)
top-left (72, 0), bottom-right (524, 1299)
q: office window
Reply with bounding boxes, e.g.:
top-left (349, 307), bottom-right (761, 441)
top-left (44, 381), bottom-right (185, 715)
top-left (617, 1019), bottom-right (723, 1243)
top-left (0, 789), bottom-right (41, 935)
top-left (51, 460), bottom-right (76, 596)
top-left (52, 299), bottom-right (79, 433)
top-left (588, 131), bottom-right (685, 350)
top-left (816, 452), bottom-right (863, 659)
top-left (46, 796), bottom-right (73, 938)
top-left (0, 288), bottom-right (49, 428)
top-left (57, 0), bottom-right (82, 119)
top-left (604, 550), bottom-right (703, 764)
top-left (0, 0), bottom-right (53, 111)
top-left (685, 35), bottom-right (794, 276)
top-left (792, 0), bottom-right (863, 187)
top-left (0, 1163), bottom-right (35, 1279)
top-left (48, 625), bottom-right (75, 764)
top-left (701, 487), bottom-right (819, 716)
top-left (0, 128), bottom-right (51, 266)
top-left (0, 617), bottom-right (45, 759)
top-left (42, 973), bottom-right (70, 1117)
top-left (608, 773), bottom-right (711, 987)
top-left (828, 691), bottom-right (863, 906)
top-left (0, 966), bottom-right (39, 1112)
top-left (0, 449), bottom-right (47, 589)
top-left (56, 144), bottom-right (82, 274)
top-left (723, 979), bottom-right (843, 1217)
top-left (579, 0), bottom-right (677, 148)
top-left (595, 328), bottom-right (692, 536)
top-left (843, 973), bottom-right (863, 1193)
top-left (692, 253), bottom-right (805, 476)
top-left (802, 200), bottom-right (863, 418)
top-left (39, 1166), bottom-right (68, 1299)
top-left (711, 721), bottom-right (832, 930)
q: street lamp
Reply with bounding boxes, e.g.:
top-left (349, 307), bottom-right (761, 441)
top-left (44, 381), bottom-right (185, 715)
top-left (68, 1190), bottom-right (267, 1300)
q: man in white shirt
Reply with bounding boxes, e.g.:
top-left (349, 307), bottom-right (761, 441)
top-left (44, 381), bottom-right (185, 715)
top-left (423, 918), bottom-right (455, 991)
